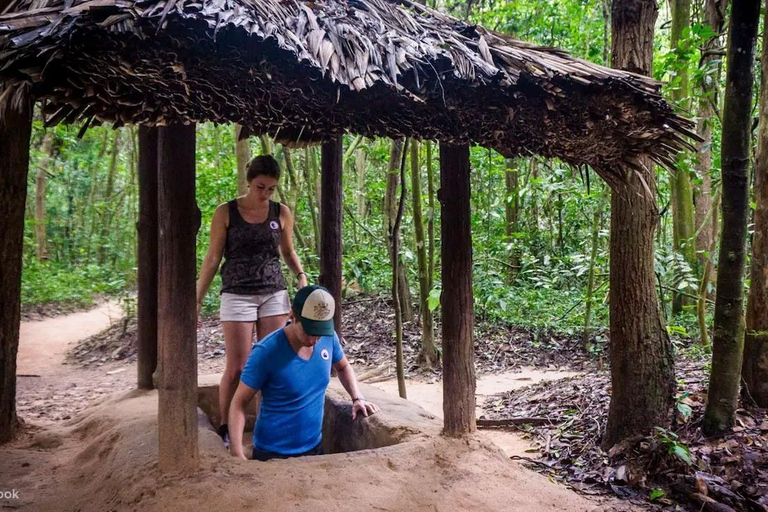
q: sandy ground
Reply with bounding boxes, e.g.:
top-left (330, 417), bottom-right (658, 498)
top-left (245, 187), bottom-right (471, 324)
top-left (1, 306), bottom-right (638, 511)
top-left (17, 301), bottom-right (122, 374)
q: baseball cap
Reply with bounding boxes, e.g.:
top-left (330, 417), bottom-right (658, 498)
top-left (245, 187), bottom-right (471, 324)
top-left (292, 285), bottom-right (335, 337)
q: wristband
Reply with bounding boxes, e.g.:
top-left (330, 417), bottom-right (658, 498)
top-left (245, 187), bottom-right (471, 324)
top-left (297, 272), bottom-right (307, 278)
top-left (352, 397), bottom-right (365, 403)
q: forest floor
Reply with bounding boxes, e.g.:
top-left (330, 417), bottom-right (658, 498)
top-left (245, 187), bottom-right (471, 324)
top-left (3, 295), bottom-right (766, 511)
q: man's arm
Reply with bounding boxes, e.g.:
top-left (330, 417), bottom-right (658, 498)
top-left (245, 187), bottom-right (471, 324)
top-left (333, 356), bottom-right (380, 420)
top-left (228, 382), bottom-right (258, 459)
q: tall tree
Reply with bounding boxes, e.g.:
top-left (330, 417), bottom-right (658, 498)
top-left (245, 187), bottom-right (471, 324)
top-left (504, 159), bottom-right (520, 276)
top-left (694, 0), bottom-right (727, 266)
top-left (0, 85), bottom-right (33, 443)
top-left (35, 131), bottom-right (54, 261)
top-left (603, 0), bottom-right (676, 449)
top-left (384, 138), bottom-right (413, 321)
top-left (741, 0), bottom-right (768, 408)
top-left (669, 0), bottom-right (697, 311)
top-left (411, 141), bottom-right (438, 367)
top-left (703, 0), bottom-right (760, 435)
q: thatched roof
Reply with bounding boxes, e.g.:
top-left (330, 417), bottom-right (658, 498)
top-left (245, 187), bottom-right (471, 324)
top-left (0, 0), bottom-right (696, 176)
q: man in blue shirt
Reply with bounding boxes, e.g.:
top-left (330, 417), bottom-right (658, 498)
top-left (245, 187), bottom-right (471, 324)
top-left (228, 285), bottom-right (380, 460)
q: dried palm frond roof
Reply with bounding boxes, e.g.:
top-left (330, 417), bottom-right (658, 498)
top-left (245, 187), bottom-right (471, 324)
top-left (0, 0), bottom-right (696, 176)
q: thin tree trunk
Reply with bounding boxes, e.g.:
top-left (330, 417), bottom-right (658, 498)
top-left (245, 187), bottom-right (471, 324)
top-left (584, 185), bottom-right (607, 349)
top-left (669, 0), bottom-right (697, 290)
top-left (703, 0), bottom-right (760, 435)
top-left (694, 0), bottom-right (727, 269)
top-left (698, 188), bottom-right (721, 347)
top-left (426, 141), bottom-right (436, 291)
top-left (603, 0), bottom-right (676, 449)
top-left (741, 1), bottom-right (768, 408)
top-left (0, 86), bottom-right (33, 444)
top-left (385, 139), bottom-right (413, 322)
top-left (303, 148), bottom-right (320, 256)
top-left (320, 138), bottom-right (343, 334)
top-left (529, 158), bottom-right (540, 252)
top-left (235, 124), bottom-right (249, 196)
top-left (97, 130), bottom-right (120, 265)
top-left (157, 123), bottom-right (199, 472)
top-left (411, 141), bottom-right (438, 367)
top-left (35, 132), bottom-right (54, 261)
top-left (505, 159), bottom-right (520, 277)
top-left (355, 148), bottom-right (367, 219)
top-left (440, 143), bottom-right (476, 436)
top-left (392, 139), bottom-right (409, 398)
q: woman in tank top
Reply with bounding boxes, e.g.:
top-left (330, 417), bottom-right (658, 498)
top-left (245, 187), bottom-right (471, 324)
top-left (196, 155), bottom-right (308, 447)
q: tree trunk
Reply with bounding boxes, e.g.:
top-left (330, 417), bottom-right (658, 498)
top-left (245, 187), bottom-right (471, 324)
top-left (426, 141), bottom-right (436, 291)
top-left (303, 148), bottom-right (321, 257)
top-left (440, 143), bottom-right (477, 436)
top-left (411, 141), bottom-right (438, 367)
top-left (137, 126), bottom-right (158, 390)
top-left (355, 149), bottom-right (367, 219)
top-left (393, 139), bottom-right (409, 398)
top-left (505, 159), bottom-right (520, 277)
top-left (584, 185), bottom-right (607, 349)
top-left (0, 86), bottom-right (33, 444)
top-left (694, 0), bottom-right (727, 269)
top-left (385, 139), bottom-right (413, 322)
top-left (320, 137), bottom-right (343, 334)
top-left (157, 124), bottom-right (199, 472)
top-left (603, 0), bottom-right (676, 449)
top-left (669, 0), bottom-right (697, 289)
top-left (703, 0), bottom-right (760, 435)
top-left (35, 132), bottom-right (54, 261)
top-left (741, 0), bottom-right (768, 408)
top-left (235, 124), bottom-right (249, 196)
top-left (96, 130), bottom-right (120, 265)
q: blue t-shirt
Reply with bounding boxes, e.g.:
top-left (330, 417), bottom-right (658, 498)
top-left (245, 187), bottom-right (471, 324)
top-left (240, 327), bottom-right (344, 455)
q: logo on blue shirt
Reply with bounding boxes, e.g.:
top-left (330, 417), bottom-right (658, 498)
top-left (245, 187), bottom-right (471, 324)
top-left (321, 348), bottom-right (330, 360)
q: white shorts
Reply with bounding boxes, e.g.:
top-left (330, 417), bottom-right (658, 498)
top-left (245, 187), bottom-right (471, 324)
top-left (220, 290), bottom-right (291, 322)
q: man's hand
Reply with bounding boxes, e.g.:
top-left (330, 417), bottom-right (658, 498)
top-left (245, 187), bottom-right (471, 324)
top-left (351, 399), bottom-right (380, 420)
top-left (230, 449), bottom-right (247, 460)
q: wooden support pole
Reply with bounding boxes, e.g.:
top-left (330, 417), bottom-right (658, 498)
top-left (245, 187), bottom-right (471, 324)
top-left (320, 137), bottom-right (343, 334)
top-left (157, 124), bottom-right (199, 472)
top-left (137, 126), bottom-right (158, 390)
top-left (0, 86), bottom-right (32, 444)
top-left (439, 143), bottom-right (477, 436)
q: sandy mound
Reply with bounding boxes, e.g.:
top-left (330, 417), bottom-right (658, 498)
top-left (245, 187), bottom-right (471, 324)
top-left (1, 382), bottom-right (621, 512)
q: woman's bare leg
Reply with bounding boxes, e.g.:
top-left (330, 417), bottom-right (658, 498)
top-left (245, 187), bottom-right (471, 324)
top-left (256, 314), bottom-right (289, 342)
top-left (219, 321), bottom-right (255, 427)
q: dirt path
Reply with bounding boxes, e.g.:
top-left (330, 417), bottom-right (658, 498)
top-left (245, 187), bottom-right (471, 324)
top-left (372, 369), bottom-right (578, 457)
top-left (17, 301), bottom-right (121, 374)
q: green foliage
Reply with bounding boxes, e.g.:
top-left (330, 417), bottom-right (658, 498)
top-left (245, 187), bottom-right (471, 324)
top-left (654, 427), bottom-right (693, 466)
top-left (21, 255), bottom-right (126, 308)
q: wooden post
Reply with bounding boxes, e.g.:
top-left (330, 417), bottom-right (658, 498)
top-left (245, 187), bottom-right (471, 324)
top-left (0, 85), bottom-right (33, 444)
top-left (439, 143), bottom-right (477, 435)
top-left (320, 137), bottom-right (343, 334)
top-left (157, 124), bottom-right (199, 472)
top-left (137, 126), bottom-right (158, 390)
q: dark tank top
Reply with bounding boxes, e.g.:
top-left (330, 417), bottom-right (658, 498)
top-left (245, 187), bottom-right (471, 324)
top-left (220, 200), bottom-right (287, 295)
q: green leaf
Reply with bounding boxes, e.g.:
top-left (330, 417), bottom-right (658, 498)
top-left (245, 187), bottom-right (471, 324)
top-left (671, 444), bottom-right (693, 465)
top-left (650, 489), bottom-right (665, 501)
top-left (427, 287), bottom-right (441, 312)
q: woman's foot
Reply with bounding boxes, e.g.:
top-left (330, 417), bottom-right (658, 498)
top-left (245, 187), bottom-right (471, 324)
top-left (217, 424), bottom-right (230, 449)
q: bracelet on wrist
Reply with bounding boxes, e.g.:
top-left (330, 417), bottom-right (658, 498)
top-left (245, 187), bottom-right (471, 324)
top-left (297, 272), bottom-right (306, 278)
top-left (352, 397), bottom-right (365, 403)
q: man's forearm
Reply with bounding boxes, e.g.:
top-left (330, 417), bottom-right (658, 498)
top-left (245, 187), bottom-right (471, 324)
top-left (337, 365), bottom-right (363, 400)
top-left (228, 404), bottom-right (247, 458)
